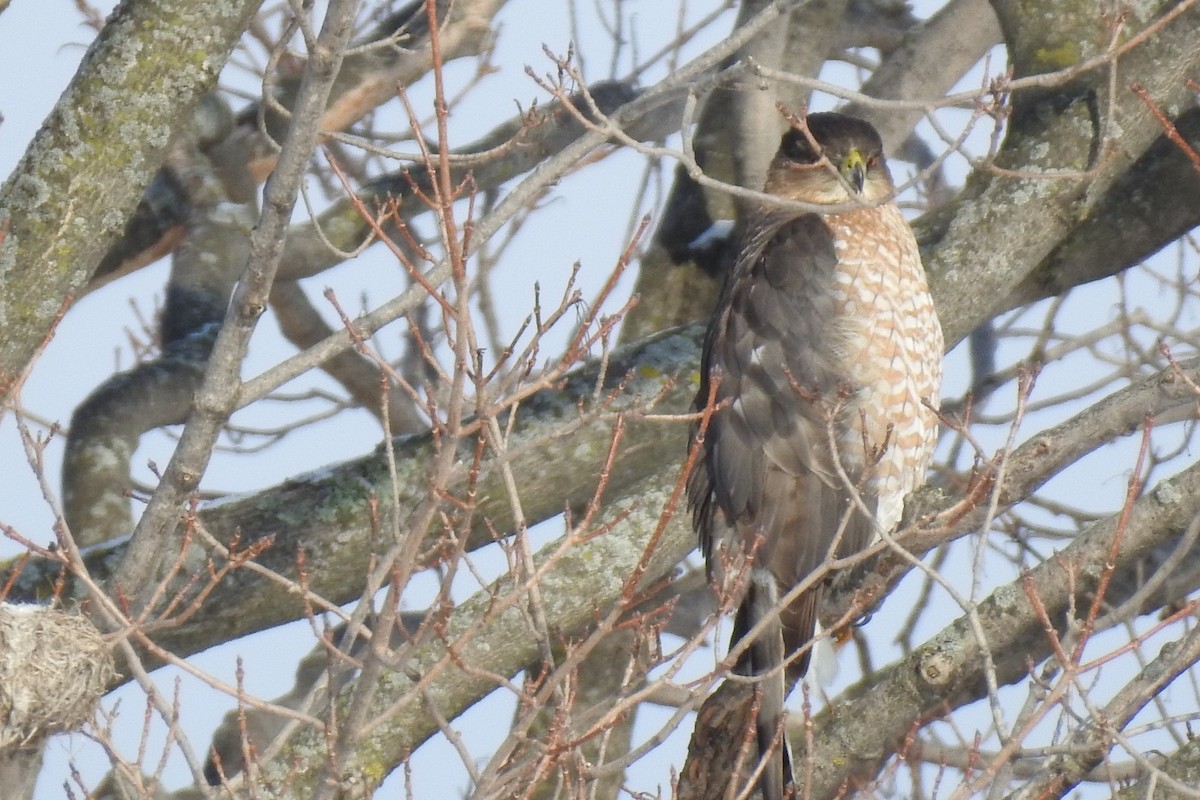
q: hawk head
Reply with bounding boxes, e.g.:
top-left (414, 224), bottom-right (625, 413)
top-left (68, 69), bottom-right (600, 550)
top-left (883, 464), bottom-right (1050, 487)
top-left (766, 112), bottom-right (894, 204)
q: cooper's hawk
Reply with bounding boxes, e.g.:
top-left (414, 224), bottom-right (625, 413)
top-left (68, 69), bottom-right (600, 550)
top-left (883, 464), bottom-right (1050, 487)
top-left (687, 113), bottom-right (943, 799)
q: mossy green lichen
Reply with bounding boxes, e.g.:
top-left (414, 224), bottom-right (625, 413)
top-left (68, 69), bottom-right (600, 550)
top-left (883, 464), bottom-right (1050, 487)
top-left (1032, 41), bottom-right (1083, 71)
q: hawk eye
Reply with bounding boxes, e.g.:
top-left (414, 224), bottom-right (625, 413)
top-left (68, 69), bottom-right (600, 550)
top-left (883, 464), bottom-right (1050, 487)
top-left (780, 131), bottom-right (821, 164)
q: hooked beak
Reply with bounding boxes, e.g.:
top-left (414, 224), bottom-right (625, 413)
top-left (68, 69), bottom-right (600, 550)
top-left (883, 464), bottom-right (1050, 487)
top-left (840, 149), bottom-right (867, 194)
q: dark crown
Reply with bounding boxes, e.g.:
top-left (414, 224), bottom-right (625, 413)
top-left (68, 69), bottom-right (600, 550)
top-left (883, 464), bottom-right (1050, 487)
top-left (778, 113), bottom-right (884, 164)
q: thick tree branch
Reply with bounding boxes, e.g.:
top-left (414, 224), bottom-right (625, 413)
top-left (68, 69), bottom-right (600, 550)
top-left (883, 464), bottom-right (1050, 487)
top-left (1116, 735), bottom-right (1200, 799)
top-left (247, 458), bottom-right (694, 797)
top-left (920, 0), bottom-right (1200, 348)
top-left (0, 0), bottom-right (262, 391)
top-left (1002, 620), bottom-right (1200, 798)
top-left (1, 326), bottom-right (701, 659)
top-left (801, 458), bottom-right (1200, 797)
top-left (1001, 104), bottom-right (1200, 312)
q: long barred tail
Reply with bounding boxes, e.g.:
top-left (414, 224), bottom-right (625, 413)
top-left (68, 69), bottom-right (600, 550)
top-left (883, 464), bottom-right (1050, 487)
top-left (730, 569), bottom-right (820, 800)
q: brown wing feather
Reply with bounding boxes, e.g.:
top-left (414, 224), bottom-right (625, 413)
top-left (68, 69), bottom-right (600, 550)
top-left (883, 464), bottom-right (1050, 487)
top-left (689, 210), bottom-right (877, 610)
top-left (687, 209), bottom-right (881, 800)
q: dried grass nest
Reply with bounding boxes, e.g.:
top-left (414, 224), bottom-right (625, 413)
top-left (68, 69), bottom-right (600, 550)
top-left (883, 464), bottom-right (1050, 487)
top-left (0, 603), bottom-right (115, 749)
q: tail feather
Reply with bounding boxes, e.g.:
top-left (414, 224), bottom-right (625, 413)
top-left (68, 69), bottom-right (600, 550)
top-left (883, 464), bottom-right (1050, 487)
top-left (731, 570), bottom-right (822, 800)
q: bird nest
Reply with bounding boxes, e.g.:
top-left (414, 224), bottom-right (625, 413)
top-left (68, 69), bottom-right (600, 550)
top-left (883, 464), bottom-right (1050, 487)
top-left (0, 603), bottom-right (115, 749)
